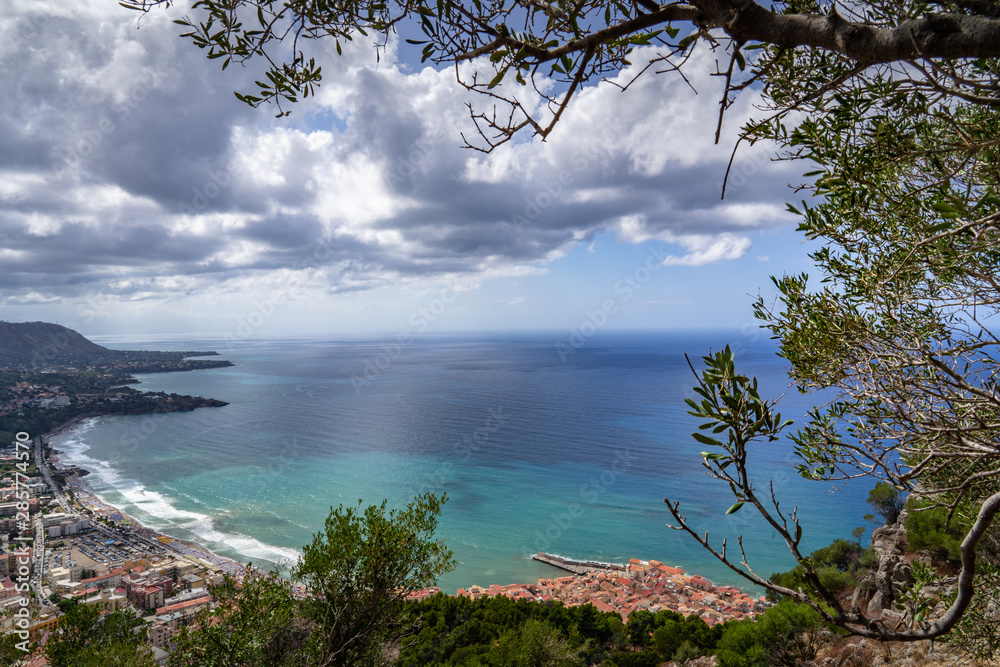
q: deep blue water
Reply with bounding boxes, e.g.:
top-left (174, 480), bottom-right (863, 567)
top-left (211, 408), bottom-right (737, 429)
top-left (51, 330), bottom-right (870, 593)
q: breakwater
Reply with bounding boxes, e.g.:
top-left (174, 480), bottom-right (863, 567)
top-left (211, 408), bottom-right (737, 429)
top-left (533, 553), bottom-right (627, 575)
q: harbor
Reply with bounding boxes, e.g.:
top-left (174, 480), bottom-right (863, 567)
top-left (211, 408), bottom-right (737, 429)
top-left (532, 552), bottom-right (627, 575)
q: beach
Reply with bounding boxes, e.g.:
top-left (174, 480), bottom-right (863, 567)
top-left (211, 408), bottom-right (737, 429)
top-left (47, 419), bottom-right (249, 579)
top-left (40, 334), bottom-right (872, 595)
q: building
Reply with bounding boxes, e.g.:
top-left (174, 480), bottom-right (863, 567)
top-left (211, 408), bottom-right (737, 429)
top-left (405, 587), bottom-right (441, 602)
top-left (54, 579), bottom-right (85, 597)
top-left (0, 577), bottom-right (18, 601)
top-left (123, 571), bottom-right (174, 610)
top-left (81, 567), bottom-right (126, 591)
top-left (47, 517), bottom-right (89, 538)
top-left (49, 565), bottom-right (83, 583)
top-left (82, 588), bottom-right (127, 612)
top-left (26, 612), bottom-right (60, 644)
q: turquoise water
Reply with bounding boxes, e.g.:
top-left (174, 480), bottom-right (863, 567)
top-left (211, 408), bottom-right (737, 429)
top-left (50, 331), bottom-right (869, 593)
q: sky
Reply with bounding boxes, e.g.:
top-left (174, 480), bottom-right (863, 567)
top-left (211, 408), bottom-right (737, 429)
top-left (0, 1), bottom-right (816, 339)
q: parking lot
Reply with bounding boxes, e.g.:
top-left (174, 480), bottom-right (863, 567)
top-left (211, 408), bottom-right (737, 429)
top-left (47, 528), bottom-right (148, 572)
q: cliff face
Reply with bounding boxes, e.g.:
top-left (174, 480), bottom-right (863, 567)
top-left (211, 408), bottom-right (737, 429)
top-left (866, 517), bottom-right (913, 620)
top-left (845, 508), bottom-right (914, 630)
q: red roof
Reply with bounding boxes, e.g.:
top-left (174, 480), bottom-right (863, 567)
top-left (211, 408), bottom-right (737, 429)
top-left (156, 595), bottom-right (211, 615)
top-left (592, 600), bottom-right (615, 614)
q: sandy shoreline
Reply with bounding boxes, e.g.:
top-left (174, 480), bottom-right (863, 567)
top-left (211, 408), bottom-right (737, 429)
top-left (44, 417), bottom-right (248, 578)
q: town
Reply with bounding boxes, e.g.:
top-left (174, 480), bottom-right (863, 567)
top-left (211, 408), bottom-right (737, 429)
top-left (0, 323), bottom-right (775, 664)
top-left (0, 424), bottom-right (768, 664)
top-left (410, 555), bottom-right (767, 627)
top-left (0, 431), bottom-right (241, 665)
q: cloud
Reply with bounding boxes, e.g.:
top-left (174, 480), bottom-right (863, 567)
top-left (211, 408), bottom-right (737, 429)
top-left (0, 2), bottom-right (798, 317)
top-left (660, 234), bottom-right (753, 267)
top-left (3, 291), bottom-right (60, 305)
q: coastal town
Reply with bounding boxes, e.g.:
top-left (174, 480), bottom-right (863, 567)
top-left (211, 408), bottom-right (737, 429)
top-left (0, 323), bottom-right (770, 663)
top-left (0, 426), bottom-right (768, 664)
top-left (411, 555), bottom-right (767, 627)
top-left (0, 427), bottom-right (243, 664)
top-left (0, 322), bottom-right (245, 662)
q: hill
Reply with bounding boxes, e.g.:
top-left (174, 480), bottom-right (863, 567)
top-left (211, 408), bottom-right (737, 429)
top-left (0, 321), bottom-right (106, 362)
top-left (0, 321), bottom-right (228, 369)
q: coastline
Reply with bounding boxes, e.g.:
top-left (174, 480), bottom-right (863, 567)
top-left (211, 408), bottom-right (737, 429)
top-left (43, 417), bottom-right (758, 593)
top-left (39, 416), bottom-right (764, 610)
top-left (42, 414), bottom-right (91, 440)
top-left (42, 417), bottom-right (768, 624)
top-left (44, 418), bottom-right (249, 579)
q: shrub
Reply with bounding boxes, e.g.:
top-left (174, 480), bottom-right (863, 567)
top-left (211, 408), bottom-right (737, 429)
top-left (867, 483), bottom-right (905, 525)
top-left (903, 503), bottom-right (964, 564)
top-left (716, 600), bottom-right (822, 667)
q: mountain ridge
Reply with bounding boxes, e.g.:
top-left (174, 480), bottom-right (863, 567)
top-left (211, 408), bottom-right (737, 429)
top-left (0, 321), bottom-right (225, 368)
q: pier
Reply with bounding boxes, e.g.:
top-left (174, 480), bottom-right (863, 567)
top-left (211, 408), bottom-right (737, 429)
top-left (533, 553), bottom-right (627, 575)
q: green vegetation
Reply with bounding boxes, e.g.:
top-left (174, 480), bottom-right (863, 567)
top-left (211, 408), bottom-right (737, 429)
top-left (295, 493), bottom-right (456, 666)
top-left (45, 604), bottom-right (155, 667)
top-left (768, 538), bottom-right (864, 600)
top-left (168, 568), bottom-right (301, 666)
top-left (170, 493), bottom-right (455, 667)
top-left (903, 502), bottom-right (966, 565)
top-left (484, 618), bottom-right (584, 667)
top-left (866, 483), bottom-right (905, 527)
top-left (767, 484), bottom-right (901, 599)
top-left (397, 595), bottom-right (727, 666)
top-left (715, 600), bottom-right (824, 667)
top-left (0, 632), bottom-right (29, 667)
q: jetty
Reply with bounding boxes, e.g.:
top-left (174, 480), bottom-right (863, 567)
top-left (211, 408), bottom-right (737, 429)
top-left (533, 553), bottom-right (627, 575)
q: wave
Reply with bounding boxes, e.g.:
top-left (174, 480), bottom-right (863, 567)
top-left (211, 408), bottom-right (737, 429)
top-left (51, 417), bottom-right (101, 453)
top-left (51, 424), bottom-right (302, 570)
top-left (188, 523), bottom-right (302, 567)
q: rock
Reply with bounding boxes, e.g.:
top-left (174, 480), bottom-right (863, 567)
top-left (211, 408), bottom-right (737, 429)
top-left (849, 585), bottom-right (863, 611)
top-left (865, 510), bottom-right (910, 613)
top-left (890, 561), bottom-right (913, 589)
top-left (868, 589), bottom-right (885, 617)
top-left (880, 609), bottom-right (904, 629)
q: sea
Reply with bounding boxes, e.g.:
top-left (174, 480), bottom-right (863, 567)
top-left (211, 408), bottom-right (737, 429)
top-left (48, 330), bottom-right (871, 594)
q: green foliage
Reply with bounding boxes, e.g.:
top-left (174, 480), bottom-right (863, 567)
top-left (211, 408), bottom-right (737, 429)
top-left (903, 502), bottom-right (965, 564)
top-left (943, 563), bottom-right (1000, 659)
top-left (605, 649), bottom-right (663, 667)
top-left (168, 567), bottom-right (302, 667)
top-left (651, 623), bottom-right (680, 658)
top-left (55, 598), bottom-right (78, 614)
top-left (812, 538), bottom-right (864, 572)
top-left (715, 600), bottom-right (822, 667)
top-left (737, 6), bottom-right (1000, 635)
top-left (769, 538), bottom-right (863, 599)
top-left (294, 492), bottom-right (456, 666)
top-left (671, 640), bottom-right (703, 665)
top-left (853, 547), bottom-right (878, 576)
top-left (867, 483), bottom-right (905, 526)
top-left (484, 618), bottom-right (585, 667)
top-left (45, 605), bottom-right (154, 667)
top-left (170, 493), bottom-right (454, 667)
top-left (0, 632), bottom-right (30, 667)
top-left (395, 595), bottom-right (718, 666)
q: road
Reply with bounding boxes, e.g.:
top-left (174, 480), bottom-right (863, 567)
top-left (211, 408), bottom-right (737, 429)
top-left (32, 433), bottom-right (167, 589)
